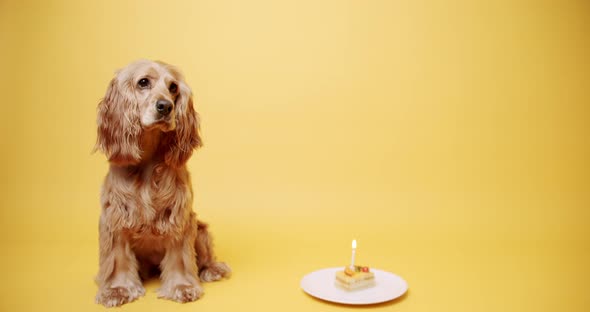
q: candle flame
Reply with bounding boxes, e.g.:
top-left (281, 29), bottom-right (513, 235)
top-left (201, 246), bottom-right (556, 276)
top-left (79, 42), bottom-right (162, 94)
top-left (352, 239), bottom-right (357, 249)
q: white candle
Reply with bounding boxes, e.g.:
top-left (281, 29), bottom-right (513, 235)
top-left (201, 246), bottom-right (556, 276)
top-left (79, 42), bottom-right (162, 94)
top-left (350, 239), bottom-right (357, 268)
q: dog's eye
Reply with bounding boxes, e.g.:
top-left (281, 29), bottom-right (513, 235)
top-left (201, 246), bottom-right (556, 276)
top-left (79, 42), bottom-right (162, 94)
top-left (169, 82), bottom-right (178, 94)
top-left (137, 78), bottom-right (150, 89)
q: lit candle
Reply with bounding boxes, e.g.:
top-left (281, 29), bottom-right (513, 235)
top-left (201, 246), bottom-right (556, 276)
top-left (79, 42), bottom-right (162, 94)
top-left (350, 239), bottom-right (357, 268)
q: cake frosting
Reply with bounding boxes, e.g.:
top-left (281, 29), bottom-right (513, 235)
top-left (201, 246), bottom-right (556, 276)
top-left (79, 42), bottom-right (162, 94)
top-left (335, 265), bottom-right (375, 290)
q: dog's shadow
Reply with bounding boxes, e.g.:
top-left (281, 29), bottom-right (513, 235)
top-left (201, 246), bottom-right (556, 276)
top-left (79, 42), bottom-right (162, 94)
top-left (138, 266), bottom-right (165, 291)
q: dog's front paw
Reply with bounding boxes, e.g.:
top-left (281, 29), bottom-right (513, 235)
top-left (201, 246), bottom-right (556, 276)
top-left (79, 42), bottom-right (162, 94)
top-left (200, 262), bottom-right (232, 282)
top-left (158, 284), bottom-right (204, 303)
top-left (95, 285), bottom-right (145, 307)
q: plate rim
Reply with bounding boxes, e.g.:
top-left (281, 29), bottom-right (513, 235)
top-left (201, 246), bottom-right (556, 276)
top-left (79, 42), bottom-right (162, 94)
top-left (300, 267), bottom-right (408, 305)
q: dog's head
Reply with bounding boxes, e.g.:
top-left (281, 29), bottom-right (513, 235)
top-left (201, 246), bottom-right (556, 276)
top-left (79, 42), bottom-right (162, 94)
top-left (95, 60), bottom-right (202, 167)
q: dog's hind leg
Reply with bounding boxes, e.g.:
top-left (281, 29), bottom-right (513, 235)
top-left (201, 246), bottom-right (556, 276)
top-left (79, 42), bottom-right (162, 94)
top-left (195, 220), bottom-right (232, 282)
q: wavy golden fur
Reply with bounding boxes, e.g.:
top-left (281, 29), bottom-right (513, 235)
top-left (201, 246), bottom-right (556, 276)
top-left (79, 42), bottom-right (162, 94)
top-left (94, 60), bottom-right (230, 307)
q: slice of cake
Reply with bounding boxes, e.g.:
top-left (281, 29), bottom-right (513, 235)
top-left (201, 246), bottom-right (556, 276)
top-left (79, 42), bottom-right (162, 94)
top-left (335, 265), bottom-right (375, 290)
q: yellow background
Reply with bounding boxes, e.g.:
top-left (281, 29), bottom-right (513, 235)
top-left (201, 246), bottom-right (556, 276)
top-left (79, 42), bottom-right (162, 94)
top-left (1, 0), bottom-right (589, 311)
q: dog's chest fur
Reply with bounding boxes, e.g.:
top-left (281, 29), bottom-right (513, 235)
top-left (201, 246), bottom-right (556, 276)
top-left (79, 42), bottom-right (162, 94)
top-left (101, 162), bottom-right (192, 240)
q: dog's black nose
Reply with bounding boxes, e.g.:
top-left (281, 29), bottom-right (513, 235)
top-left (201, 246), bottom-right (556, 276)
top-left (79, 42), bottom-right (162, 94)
top-left (156, 99), bottom-right (173, 116)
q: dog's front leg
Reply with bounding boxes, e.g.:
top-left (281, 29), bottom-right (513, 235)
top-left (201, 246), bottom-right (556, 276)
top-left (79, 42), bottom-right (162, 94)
top-left (95, 216), bottom-right (145, 307)
top-left (158, 219), bottom-right (203, 303)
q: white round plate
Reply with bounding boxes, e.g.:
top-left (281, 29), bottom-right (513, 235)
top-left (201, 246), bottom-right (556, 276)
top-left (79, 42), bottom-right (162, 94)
top-left (300, 267), bottom-right (407, 305)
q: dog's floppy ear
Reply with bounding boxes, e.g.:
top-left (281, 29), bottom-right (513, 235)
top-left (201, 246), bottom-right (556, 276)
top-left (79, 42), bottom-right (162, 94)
top-left (94, 77), bottom-right (142, 166)
top-left (164, 81), bottom-right (202, 168)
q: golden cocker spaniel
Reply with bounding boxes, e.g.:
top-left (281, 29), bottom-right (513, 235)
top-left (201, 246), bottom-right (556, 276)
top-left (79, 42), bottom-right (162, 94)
top-left (94, 60), bottom-right (230, 307)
